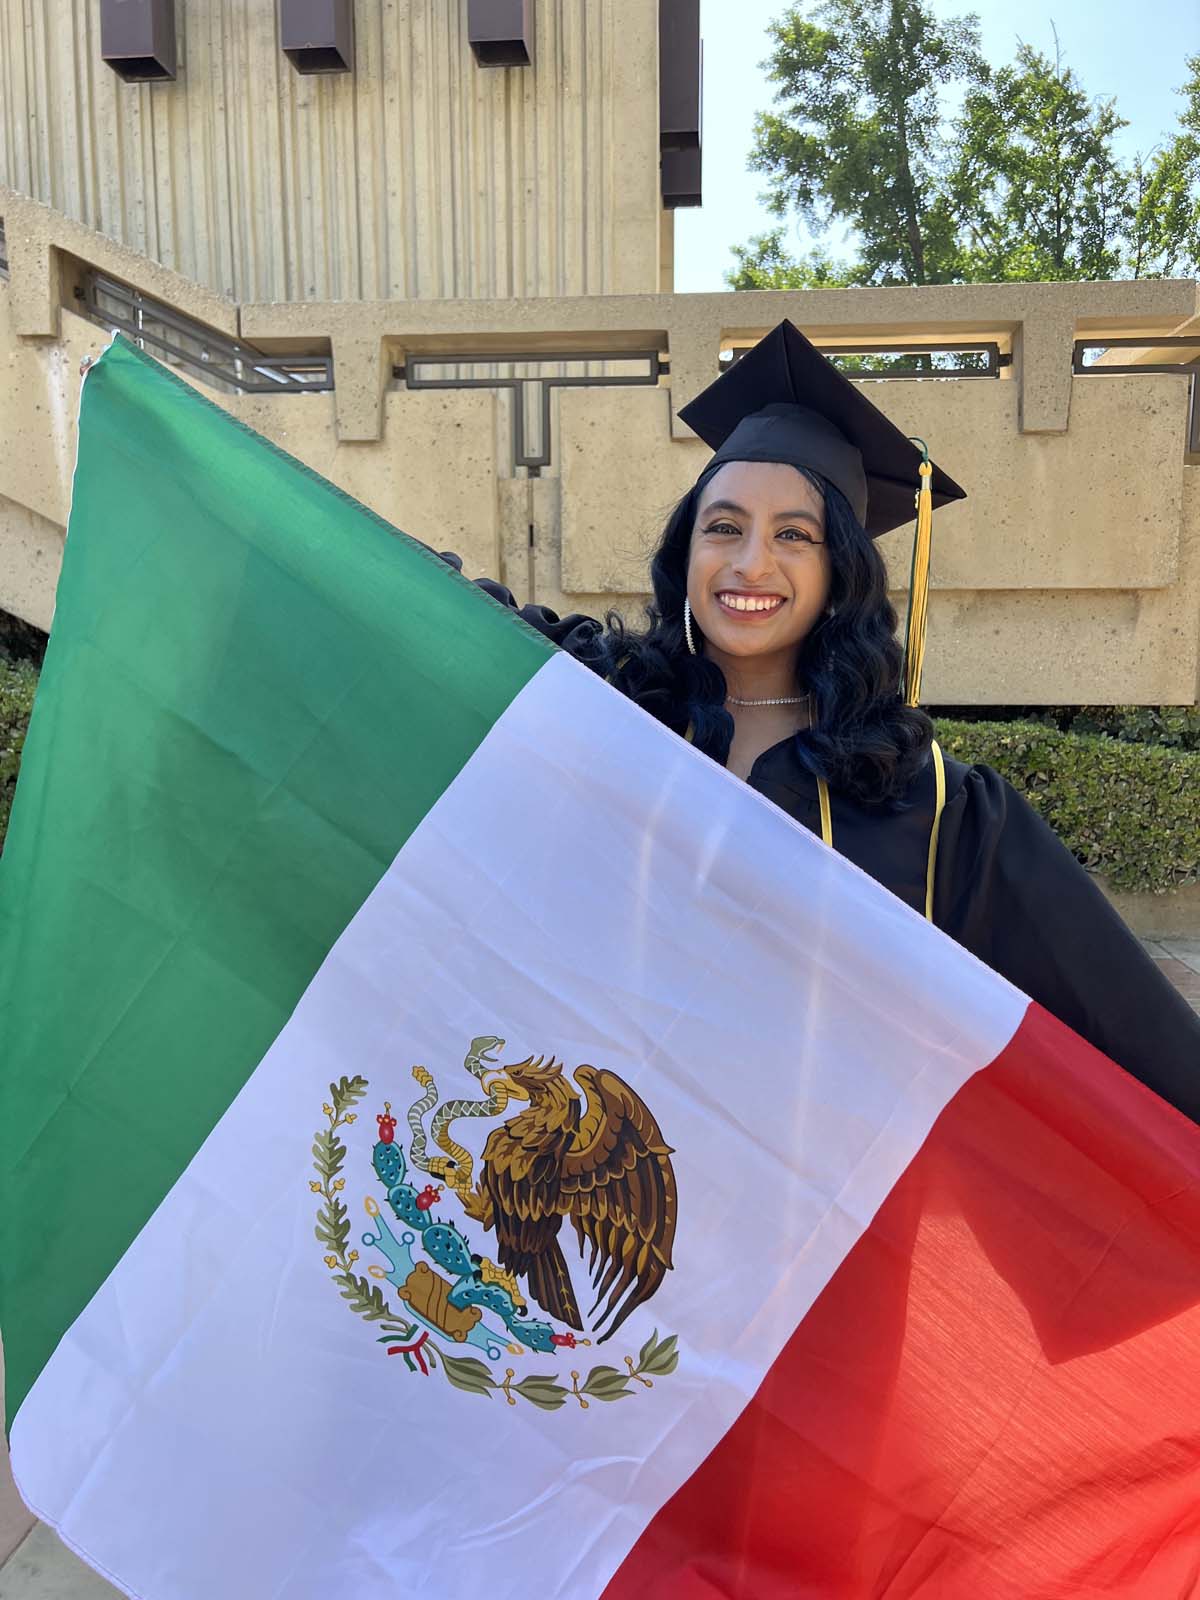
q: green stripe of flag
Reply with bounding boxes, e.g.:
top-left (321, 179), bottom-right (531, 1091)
top-left (0, 336), bottom-right (553, 1420)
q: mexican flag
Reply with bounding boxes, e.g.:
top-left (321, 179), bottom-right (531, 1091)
top-left (3, 336), bottom-right (1200, 1600)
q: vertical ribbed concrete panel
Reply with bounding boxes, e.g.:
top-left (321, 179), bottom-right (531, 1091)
top-left (0, 0), bottom-right (662, 302)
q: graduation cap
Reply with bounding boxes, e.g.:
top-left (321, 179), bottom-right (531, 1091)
top-left (678, 319), bottom-right (967, 704)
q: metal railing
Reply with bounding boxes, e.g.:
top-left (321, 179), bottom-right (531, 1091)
top-left (7, 248), bottom-right (1192, 465)
top-left (722, 341), bottom-right (1007, 379)
top-left (76, 270), bottom-right (333, 395)
top-left (1073, 337), bottom-right (1200, 455)
top-left (394, 351), bottom-right (664, 473)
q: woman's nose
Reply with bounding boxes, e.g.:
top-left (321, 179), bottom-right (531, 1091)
top-left (733, 530), bottom-right (775, 582)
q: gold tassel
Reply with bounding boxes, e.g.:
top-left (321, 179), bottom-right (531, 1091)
top-left (902, 449), bottom-right (934, 708)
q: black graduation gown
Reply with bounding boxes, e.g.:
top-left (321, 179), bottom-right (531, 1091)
top-left (469, 575), bottom-right (1200, 1120)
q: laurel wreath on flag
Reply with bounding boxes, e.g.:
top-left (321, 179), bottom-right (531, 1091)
top-left (311, 1076), bottom-right (679, 1408)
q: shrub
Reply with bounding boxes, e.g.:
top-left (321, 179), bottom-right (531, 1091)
top-left (1059, 705), bottom-right (1200, 752)
top-left (0, 655), bottom-right (38, 852)
top-left (932, 704), bottom-right (1200, 752)
top-left (936, 718), bottom-right (1200, 895)
top-left (0, 609), bottom-right (47, 667)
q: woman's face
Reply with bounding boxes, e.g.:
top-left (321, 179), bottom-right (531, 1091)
top-left (686, 461), bottom-right (832, 666)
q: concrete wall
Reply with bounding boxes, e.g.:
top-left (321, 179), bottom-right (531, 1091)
top-left (555, 375), bottom-right (1200, 704)
top-left (0, 0), bottom-right (665, 302)
top-left (1, 196), bottom-right (1198, 703)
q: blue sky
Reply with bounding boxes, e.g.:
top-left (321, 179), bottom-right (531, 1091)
top-left (674, 0), bottom-right (1199, 291)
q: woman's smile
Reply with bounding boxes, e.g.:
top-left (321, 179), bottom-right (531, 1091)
top-left (715, 590), bottom-right (787, 617)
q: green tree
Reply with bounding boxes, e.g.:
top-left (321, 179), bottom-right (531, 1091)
top-left (726, 231), bottom-right (863, 289)
top-left (735, 12), bottom-right (1200, 287)
top-left (743, 0), bottom-right (986, 287)
top-left (949, 39), bottom-right (1130, 280)
top-left (1127, 55), bottom-right (1200, 276)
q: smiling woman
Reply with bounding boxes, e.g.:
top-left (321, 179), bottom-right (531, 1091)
top-left (621, 454), bottom-right (923, 792)
top-left (691, 469), bottom-right (828, 651)
top-left (458, 319), bottom-right (1200, 1122)
top-left (687, 464), bottom-right (831, 776)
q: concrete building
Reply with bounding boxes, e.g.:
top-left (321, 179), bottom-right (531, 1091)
top-left (0, 0), bottom-right (675, 302)
top-left (2, 0), bottom-right (1200, 708)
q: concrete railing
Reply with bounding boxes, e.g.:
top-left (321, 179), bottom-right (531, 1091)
top-left (239, 278), bottom-right (1200, 445)
top-left (2, 187), bottom-right (1199, 705)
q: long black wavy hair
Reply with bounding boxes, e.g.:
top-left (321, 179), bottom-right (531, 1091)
top-left (580, 469), bottom-right (933, 807)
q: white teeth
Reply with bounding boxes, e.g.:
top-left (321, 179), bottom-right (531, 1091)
top-left (719, 594), bottom-right (781, 613)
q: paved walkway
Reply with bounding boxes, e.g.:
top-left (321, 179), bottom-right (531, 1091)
top-left (1142, 937), bottom-right (1200, 1015)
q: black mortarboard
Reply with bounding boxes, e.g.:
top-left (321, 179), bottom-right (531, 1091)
top-left (677, 319), bottom-right (966, 538)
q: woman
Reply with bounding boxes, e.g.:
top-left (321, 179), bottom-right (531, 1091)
top-left (458, 320), bottom-right (1200, 1119)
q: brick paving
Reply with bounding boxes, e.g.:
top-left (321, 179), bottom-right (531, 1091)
top-left (1142, 938), bottom-right (1200, 1016)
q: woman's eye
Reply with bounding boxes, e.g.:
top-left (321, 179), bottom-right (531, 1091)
top-left (777, 526), bottom-right (818, 544)
top-left (706, 522), bottom-right (741, 537)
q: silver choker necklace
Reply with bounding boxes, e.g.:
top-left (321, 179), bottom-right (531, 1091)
top-left (726, 692), bottom-right (811, 709)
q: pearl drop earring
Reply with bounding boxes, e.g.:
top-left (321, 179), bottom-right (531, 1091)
top-left (684, 597), bottom-right (698, 657)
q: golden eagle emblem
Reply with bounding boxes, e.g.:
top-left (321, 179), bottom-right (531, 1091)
top-left (313, 1039), bottom-right (681, 1409)
top-left (466, 1053), bottom-right (678, 1341)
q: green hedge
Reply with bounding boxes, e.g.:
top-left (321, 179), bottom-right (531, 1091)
top-left (937, 719), bottom-right (1200, 895)
top-left (1053, 705), bottom-right (1200, 752)
top-left (1, 659), bottom-right (1196, 894)
top-left (0, 655), bottom-right (37, 850)
top-left (933, 703), bottom-right (1200, 752)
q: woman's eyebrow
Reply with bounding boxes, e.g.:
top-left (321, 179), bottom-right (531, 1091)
top-left (701, 497), bottom-right (821, 525)
top-left (774, 508), bottom-right (823, 525)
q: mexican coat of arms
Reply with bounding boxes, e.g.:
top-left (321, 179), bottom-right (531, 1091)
top-left (311, 1036), bottom-right (680, 1409)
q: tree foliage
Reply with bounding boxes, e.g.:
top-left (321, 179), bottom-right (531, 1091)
top-left (1128, 54), bottom-right (1200, 277)
top-left (948, 39), bottom-right (1128, 281)
top-left (727, 232), bottom-right (864, 289)
top-left (735, 5), bottom-right (1200, 287)
top-left (747, 0), bottom-right (985, 286)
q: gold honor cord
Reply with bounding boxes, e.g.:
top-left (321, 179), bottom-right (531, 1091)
top-left (925, 739), bottom-right (946, 923)
top-left (902, 445), bottom-right (935, 709)
top-left (818, 754), bottom-right (943, 925)
top-left (817, 777), bottom-right (833, 847)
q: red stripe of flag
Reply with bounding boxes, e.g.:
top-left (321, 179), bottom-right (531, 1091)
top-left (605, 1003), bottom-right (1200, 1599)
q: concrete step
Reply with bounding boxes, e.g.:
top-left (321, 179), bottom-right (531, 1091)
top-left (0, 1527), bottom-right (119, 1600)
top-left (1142, 937), bottom-right (1200, 1015)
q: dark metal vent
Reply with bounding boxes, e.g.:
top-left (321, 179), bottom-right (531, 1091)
top-left (658, 0), bottom-right (701, 208)
top-left (100, 0), bottom-right (177, 82)
top-left (661, 146), bottom-right (701, 210)
top-left (468, 0), bottom-right (533, 67)
top-left (280, 0), bottom-right (355, 74)
top-left (659, 0), bottom-right (700, 149)
top-left (78, 272), bottom-right (334, 396)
